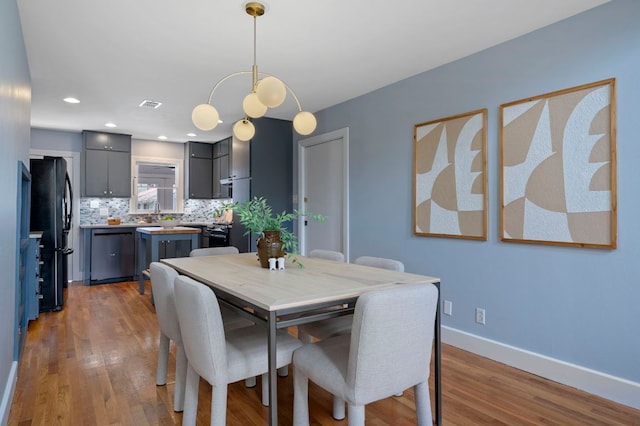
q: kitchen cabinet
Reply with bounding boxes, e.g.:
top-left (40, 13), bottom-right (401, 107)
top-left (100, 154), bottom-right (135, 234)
top-left (149, 239), bottom-right (192, 259)
top-left (89, 228), bottom-right (135, 282)
top-left (229, 117), bottom-right (292, 252)
top-left (212, 137), bottom-right (229, 199)
top-left (184, 141), bottom-right (213, 199)
top-left (26, 234), bottom-right (43, 320)
top-left (82, 130), bottom-right (131, 197)
top-left (213, 136), bottom-right (250, 199)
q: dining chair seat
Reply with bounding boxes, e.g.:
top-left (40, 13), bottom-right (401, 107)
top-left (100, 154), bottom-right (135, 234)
top-left (174, 275), bottom-right (303, 426)
top-left (293, 283), bottom-right (439, 426)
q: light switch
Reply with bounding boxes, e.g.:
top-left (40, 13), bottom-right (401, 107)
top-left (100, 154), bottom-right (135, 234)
top-left (99, 208), bottom-right (109, 216)
top-left (90, 199), bottom-right (99, 208)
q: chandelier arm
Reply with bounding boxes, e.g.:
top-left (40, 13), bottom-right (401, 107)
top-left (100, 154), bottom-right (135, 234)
top-left (206, 71), bottom-right (253, 104)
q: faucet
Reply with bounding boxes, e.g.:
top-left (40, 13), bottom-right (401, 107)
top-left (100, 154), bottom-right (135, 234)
top-left (154, 202), bottom-right (161, 221)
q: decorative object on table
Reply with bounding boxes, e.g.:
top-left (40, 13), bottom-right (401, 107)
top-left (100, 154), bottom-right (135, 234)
top-left (107, 217), bottom-right (121, 225)
top-left (277, 257), bottom-right (285, 270)
top-left (500, 78), bottom-right (617, 249)
top-left (160, 216), bottom-right (180, 229)
top-left (191, 2), bottom-right (317, 141)
top-left (414, 108), bottom-right (488, 240)
top-left (232, 196), bottom-right (325, 268)
top-left (268, 258), bottom-right (277, 271)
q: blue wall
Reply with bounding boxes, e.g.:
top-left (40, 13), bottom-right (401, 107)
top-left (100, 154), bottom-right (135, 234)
top-left (311, 0), bottom-right (640, 384)
top-left (0, 0), bottom-right (31, 419)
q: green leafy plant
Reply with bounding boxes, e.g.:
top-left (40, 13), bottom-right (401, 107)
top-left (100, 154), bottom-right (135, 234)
top-left (232, 197), bottom-right (325, 262)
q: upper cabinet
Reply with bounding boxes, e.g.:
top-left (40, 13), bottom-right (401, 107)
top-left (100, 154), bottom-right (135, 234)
top-left (82, 131), bottom-right (131, 197)
top-left (184, 141), bottom-right (214, 199)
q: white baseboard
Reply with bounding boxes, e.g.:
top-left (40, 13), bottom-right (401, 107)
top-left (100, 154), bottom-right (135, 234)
top-left (442, 326), bottom-right (640, 410)
top-left (0, 361), bottom-right (18, 426)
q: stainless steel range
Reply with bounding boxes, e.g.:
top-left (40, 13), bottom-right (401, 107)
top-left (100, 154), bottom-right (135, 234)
top-left (202, 223), bottom-right (231, 248)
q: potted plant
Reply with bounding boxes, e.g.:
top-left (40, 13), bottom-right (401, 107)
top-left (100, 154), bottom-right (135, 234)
top-left (232, 196), bottom-right (324, 268)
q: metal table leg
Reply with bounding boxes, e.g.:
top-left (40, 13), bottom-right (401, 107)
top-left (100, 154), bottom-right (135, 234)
top-left (435, 281), bottom-right (442, 425)
top-left (267, 311), bottom-right (278, 426)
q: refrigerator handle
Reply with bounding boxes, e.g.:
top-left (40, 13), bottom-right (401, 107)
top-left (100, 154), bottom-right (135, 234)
top-left (64, 172), bottom-right (73, 231)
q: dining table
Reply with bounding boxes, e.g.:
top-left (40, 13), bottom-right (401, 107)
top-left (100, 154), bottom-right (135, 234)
top-left (161, 252), bottom-right (442, 425)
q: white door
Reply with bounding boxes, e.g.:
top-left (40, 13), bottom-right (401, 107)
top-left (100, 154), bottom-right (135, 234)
top-left (298, 128), bottom-right (349, 259)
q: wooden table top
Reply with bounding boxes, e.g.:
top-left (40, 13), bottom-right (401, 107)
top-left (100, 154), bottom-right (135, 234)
top-left (136, 226), bottom-right (201, 235)
top-left (161, 253), bottom-right (439, 311)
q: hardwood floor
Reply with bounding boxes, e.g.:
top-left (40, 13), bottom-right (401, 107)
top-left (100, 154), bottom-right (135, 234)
top-left (9, 281), bottom-right (640, 425)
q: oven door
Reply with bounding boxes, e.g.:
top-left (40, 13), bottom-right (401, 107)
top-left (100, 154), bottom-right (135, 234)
top-left (204, 227), bottom-right (230, 247)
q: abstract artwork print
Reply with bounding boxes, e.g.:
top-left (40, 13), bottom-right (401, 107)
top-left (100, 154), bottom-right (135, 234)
top-left (500, 79), bottom-right (617, 249)
top-left (414, 109), bottom-right (487, 240)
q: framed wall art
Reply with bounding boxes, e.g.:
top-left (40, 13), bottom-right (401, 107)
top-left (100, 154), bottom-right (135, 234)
top-left (414, 109), bottom-right (487, 240)
top-left (500, 78), bottom-right (617, 249)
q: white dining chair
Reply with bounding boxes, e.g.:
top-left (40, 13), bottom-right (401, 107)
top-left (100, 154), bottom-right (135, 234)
top-left (189, 246), bottom-right (239, 257)
top-left (308, 249), bottom-right (345, 262)
top-left (293, 283), bottom-right (439, 426)
top-left (189, 246), bottom-right (263, 386)
top-left (149, 262), bottom-right (187, 412)
top-left (295, 255), bottom-right (405, 418)
top-left (174, 275), bottom-right (303, 426)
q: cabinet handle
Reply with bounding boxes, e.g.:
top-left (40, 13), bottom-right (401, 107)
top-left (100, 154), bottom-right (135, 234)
top-left (104, 145), bottom-right (109, 149)
top-left (103, 190), bottom-right (107, 195)
top-left (109, 190), bottom-right (113, 195)
top-left (109, 253), bottom-right (116, 257)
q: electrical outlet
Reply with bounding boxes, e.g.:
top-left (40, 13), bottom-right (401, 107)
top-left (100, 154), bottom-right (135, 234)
top-left (443, 300), bottom-right (453, 316)
top-left (475, 308), bottom-right (486, 325)
top-left (99, 207), bottom-right (109, 216)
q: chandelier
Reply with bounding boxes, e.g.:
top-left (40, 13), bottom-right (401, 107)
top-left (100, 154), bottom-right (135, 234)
top-left (191, 2), bottom-right (317, 141)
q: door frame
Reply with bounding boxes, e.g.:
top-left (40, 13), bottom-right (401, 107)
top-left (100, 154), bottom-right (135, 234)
top-left (297, 127), bottom-right (350, 260)
top-left (30, 149), bottom-right (81, 282)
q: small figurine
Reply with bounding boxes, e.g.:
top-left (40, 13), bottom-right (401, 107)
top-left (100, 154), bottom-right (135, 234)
top-left (268, 257), bottom-right (277, 271)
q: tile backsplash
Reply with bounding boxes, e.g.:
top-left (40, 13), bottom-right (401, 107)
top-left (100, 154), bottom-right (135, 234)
top-left (79, 198), bottom-right (232, 225)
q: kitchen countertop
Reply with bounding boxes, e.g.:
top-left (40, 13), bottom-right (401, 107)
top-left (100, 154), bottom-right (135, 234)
top-left (80, 222), bottom-right (209, 229)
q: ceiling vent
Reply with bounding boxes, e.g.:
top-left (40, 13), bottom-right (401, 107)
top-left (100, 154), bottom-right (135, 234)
top-left (139, 99), bottom-right (162, 109)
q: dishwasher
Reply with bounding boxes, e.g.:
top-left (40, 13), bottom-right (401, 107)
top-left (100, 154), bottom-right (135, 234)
top-left (90, 228), bottom-right (135, 281)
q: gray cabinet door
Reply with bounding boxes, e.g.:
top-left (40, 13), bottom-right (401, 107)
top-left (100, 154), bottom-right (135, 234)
top-left (188, 157), bottom-right (213, 198)
top-left (108, 150), bottom-right (131, 197)
top-left (84, 149), bottom-right (110, 196)
top-left (213, 155), bottom-right (231, 199)
top-left (84, 130), bottom-right (130, 152)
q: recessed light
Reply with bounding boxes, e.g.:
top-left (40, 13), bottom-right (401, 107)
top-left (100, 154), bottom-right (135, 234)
top-left (218, 119), bottom-right (224, 124)
top-left (158, 135), bottom-right (168, 140)
top-left (63, 97), bottom-right (80, 104)
top-left (105, 122), bottom-right (117, 128)
top-left (187, 133), bottom-right (197, 137)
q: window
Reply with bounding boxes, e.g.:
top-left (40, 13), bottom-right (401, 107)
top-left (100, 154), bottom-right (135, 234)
top-left (130, 157), bottom-right (183, 214)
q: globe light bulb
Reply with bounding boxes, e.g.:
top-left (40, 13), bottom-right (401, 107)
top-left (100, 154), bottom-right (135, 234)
top-left (192, 104), bottom-right (220, 131)
top-left (233, 119), bottom-right (255, 141)
top-left (243, 92), bottom-right (268, 118)
top-left (256, 76), bottom-right (286, 108)
top-left (293, 111), bottom-right (317, 135)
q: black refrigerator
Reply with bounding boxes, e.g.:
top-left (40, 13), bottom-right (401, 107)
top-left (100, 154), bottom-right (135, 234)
top-left (30, 156), bottom-right (73, 312)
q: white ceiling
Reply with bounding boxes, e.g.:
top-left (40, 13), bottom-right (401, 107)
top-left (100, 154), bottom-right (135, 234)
top-left (18, 0), bottom-right (609, 143)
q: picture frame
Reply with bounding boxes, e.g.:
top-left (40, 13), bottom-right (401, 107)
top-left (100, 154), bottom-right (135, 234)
top-left (500, 78), bottom-right (617, 249)
top-left (414, 109), bottom-right (488, 240)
